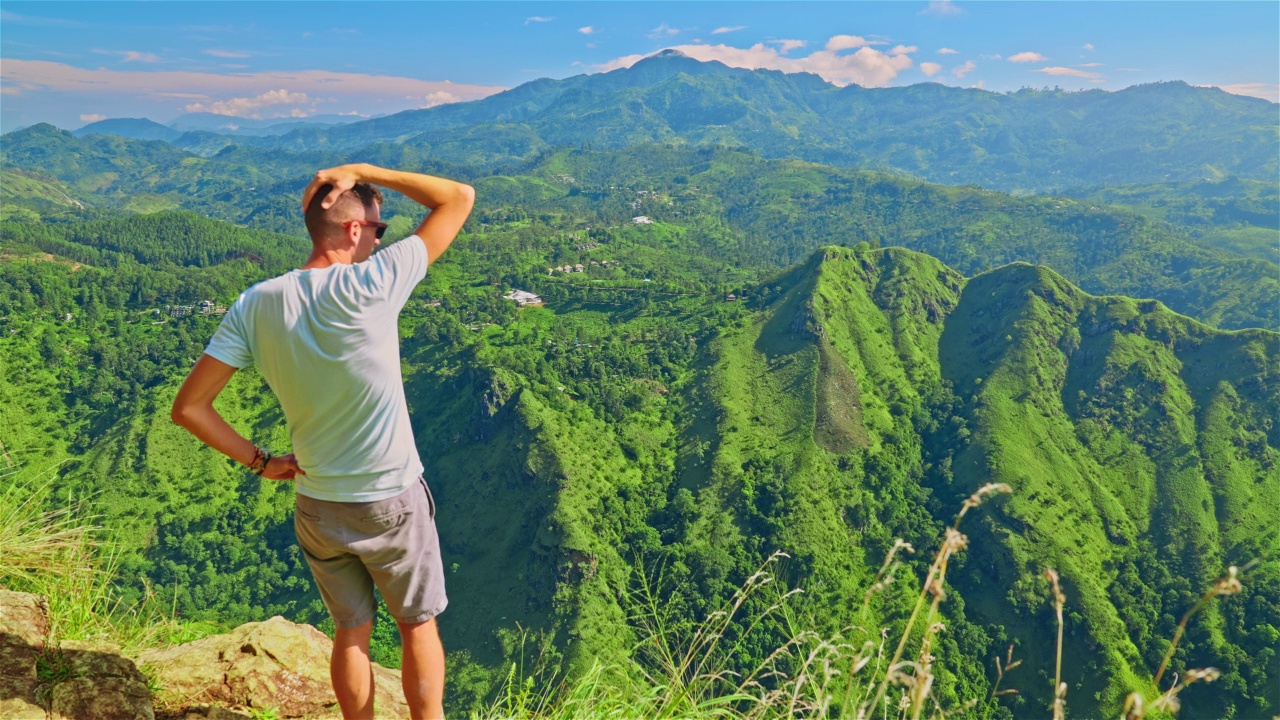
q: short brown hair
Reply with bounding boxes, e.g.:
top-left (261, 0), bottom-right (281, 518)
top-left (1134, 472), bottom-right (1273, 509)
top-left (304, 182), bottom-right (385, 243)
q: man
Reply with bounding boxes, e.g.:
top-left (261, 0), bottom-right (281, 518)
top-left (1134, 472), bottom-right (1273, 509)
top-left (172, 163), bottom-right (475, 720)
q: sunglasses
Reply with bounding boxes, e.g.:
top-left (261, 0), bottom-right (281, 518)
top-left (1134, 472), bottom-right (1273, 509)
top-left (344, 219), bottom-right (388, 239)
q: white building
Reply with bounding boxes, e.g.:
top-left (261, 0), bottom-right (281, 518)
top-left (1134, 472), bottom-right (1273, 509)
top-left (632, 216), bottom-right (653, 225)
top-left (504, 289), bottom-right (544, 307)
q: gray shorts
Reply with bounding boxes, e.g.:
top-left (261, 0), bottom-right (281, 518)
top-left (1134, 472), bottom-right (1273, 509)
top-left (294, 477), bottom-right (448, 629)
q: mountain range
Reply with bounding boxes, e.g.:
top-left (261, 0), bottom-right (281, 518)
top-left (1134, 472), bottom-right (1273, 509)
top-left (1, 53), bottom-right (1278, 719)
top-left (60, 51), bottom-right (1279, 193)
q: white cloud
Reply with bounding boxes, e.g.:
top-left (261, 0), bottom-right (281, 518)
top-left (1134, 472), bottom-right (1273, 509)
top-left (1075, 63), bottom-right (1103, 68)
top-left (184, 89), bottom-right (312, 118)
top-left (1, 59), bottom-right (505, 118)
top-left (589, 37), bottom-right (916, 88)
top-left (770, 39), bottom-right (807, 54)
top-left (1032, 66), bottom-right (1104, 82)
top-left (826, 35), bottom-right (871, 51)
top-left (585, 54), bottom-right (649, 74)
top-left (1082, 43), bottom-right (1095, 50)
top-left (422, 91), bottom-right (460, 107)
top-left (586, 42), bottom-right (598, 49)
top-left (79, 113), bottom-right (106, 123)
top-left (920, 62), bottom-right (942, 77)
top-left (93, 49), bottom-right (160, 63)
top-left (525, 16), bottom-right (553, 24)
top-left (648, 23), bottom-right (680, 39)
top-left (578, 26), bottom-right (596, 35)
top-left (937, 47), bottom-right (958, 55)
top-left (712, 26), bottom-right (746, 35)
top-left (203, 49), bottom-right (250, 59)
top-left (1008, 52), bottom-right (1047, 63)
top-left (951, 60), bottom-right (976, 78)
top-left (1209, 83), bottom-right (1279, 103)
top-left (921, 1), bottom-right (963, 16)
top-left (890, 45), bottom-right (918, 56)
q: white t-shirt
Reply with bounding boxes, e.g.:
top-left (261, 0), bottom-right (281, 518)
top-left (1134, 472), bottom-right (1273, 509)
top-left (204, 237), bottom-right (428, 502)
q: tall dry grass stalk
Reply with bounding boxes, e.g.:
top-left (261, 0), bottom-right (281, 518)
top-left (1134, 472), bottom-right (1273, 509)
top-left (1043, 568), bottom-right (1067, 720)
top-left (1120, 564), bottom-right (1249, 720)
top-left (859, 483), bottom-right (1010, 719)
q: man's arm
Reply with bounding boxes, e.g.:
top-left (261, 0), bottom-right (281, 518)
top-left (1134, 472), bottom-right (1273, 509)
top-left (171, 355), bottom-right (303, 481)
top-left (302, 164), bottom-right (476, 265)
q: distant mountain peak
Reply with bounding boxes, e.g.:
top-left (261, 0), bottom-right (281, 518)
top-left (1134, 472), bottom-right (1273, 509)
top-left (652, 48), bottom-right (692, 59)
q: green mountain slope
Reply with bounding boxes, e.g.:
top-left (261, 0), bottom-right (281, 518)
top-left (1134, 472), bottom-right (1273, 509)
top-left (1065, 177), bottom-right (1280, 264)
top-left (256, 53), bottom-right (1278, 191)
top-left (6, 138), bottom-right (1274, 330)
top-left (508, 145), bottom-right (1279, 330)
top-left (5, 232), bottom-right (1274, 717)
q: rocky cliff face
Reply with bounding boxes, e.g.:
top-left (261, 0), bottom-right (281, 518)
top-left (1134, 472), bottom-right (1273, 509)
top-left (0, 590), bottom-right (407, 719)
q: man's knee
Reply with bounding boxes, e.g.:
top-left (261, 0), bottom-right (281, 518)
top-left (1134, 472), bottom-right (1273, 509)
top-left (397, 615), bottom-right (439, 636)
top-left (334, 618), bottom-right (374, 646)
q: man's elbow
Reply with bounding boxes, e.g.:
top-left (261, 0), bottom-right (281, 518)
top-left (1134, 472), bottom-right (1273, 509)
top-left (457, 183), bottom-right (476, 209)
top-left (170, 401), bottom-right (195, 430)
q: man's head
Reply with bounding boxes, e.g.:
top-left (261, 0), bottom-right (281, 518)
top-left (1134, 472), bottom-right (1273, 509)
top-left (304, 182), bottom-right (386, 261)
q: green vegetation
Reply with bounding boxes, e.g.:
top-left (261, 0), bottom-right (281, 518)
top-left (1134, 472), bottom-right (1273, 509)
top-left (5, 139), bottom-right (1276, 329)
top-left (223, 55), bottom-right (1279, 192)
top-left (1065, 177), bottom-right (1280, 264)
top-left (3, 217), bottom-right (1275, 717)
top-left (1, 66), bottom-right (1276, 716)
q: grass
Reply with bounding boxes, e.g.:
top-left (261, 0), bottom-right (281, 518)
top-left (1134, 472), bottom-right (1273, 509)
top-left (0, 462), bottom-right (220, 657)
top-left (471, 484), bottom-right (1250, 720)
top-left (0, 456), bottom-right (1253, 720)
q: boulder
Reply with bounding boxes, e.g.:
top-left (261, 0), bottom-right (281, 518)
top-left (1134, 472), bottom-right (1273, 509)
top-left (140, 616), bottom-right (408, 719)
top-left (0, 676), bottom-right (46, 719)
top-left (1, 590), bottom-right (154, 720)
top-left (51, 676), bottom-right (153, 720)
top-left (0, 590), bottom-right (49, 717)
top-left (50, 640), bottom-right (154, 720)
top-left (0, 590), bottom-right (51, 647)
top-left (0, 590), bottom-right (50, 679)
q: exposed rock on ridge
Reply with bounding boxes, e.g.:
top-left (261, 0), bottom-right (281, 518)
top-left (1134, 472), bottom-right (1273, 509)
top-left (0, 590), bottom-right (407, 719)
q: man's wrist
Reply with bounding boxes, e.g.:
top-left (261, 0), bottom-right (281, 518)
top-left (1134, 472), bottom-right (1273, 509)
top-left (245, 445), bottom-right (273, 475)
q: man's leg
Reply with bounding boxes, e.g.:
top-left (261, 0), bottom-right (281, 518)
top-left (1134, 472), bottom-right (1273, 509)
top-left (332, 618), bottom-right (376, 720)
top-left (398, 617), bottom-right (445, 720)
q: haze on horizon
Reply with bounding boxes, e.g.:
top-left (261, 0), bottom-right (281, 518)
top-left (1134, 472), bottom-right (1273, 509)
top-left (1, 0), bottom-right (1276, 134)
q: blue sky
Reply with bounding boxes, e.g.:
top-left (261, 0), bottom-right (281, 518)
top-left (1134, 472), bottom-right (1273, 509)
top-left (2, 1), bottom-right (1277, 132)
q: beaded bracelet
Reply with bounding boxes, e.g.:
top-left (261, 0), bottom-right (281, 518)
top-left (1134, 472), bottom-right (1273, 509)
top-left (247, 446), bottom-right (273, 476)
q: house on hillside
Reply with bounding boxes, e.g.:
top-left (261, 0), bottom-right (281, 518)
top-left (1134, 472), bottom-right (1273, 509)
top-left (632, 216), bottom-right (653, 225)
top-left (574, 264), bottom-right (584, 272)
top-left (504, 289), bottom-right (544, 307)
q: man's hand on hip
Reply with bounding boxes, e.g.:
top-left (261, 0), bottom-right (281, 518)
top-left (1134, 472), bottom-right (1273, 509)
top-left (262, 452), bottom-right (306, 482)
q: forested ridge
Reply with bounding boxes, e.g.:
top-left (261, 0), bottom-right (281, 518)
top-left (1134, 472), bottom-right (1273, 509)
top-left (3, 217), bottom-right (1276, 718)
top-left (43, 51), bottom-right (1279, 193)
top-left (1, 56), bottom-right (1277, 718)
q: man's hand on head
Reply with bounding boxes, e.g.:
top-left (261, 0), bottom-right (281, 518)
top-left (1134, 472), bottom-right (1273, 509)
top-left (262, 452), bottom-right (306, 482)
top-left (302, 164), bottom-right (370, 211)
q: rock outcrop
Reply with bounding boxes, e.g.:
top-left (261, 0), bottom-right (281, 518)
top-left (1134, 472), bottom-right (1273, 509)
top-left (0, 590), bottom-right (408, 719)
top-left (0, 590), bottom-right (154, 720)
top-left (140, 616), bottom-right (407, 719)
